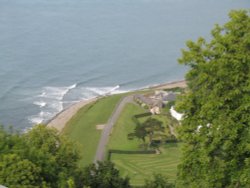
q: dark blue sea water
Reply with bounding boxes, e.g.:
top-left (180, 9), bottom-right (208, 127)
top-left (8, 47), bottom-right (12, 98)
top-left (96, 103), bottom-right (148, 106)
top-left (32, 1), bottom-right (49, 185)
top-left (0, 0), bottom-right (249, 130)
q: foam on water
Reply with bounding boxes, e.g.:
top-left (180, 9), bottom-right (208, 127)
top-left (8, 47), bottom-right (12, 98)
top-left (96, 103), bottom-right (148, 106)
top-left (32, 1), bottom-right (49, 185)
top-left (28, 84), bottom-right (129, 125)
top-left (42, 84), bottom-right (77, 100)
top-left (85, 85), bottom-right (121, 96)
top-left (33, 101), bottom-right (47, 108)
top-left (28, 84), bottom-right (77, 124)
top-left (28, 116), bottom-right (44, 125)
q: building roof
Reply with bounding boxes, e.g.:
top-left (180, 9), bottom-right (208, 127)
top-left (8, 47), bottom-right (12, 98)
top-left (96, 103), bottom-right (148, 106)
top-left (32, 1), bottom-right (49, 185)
top-left (154, 91), bottom-right (177, 102)
top-left (134, 94), bottom-right (163, 107)
top-left (163, 92), bottom-right (176, 101)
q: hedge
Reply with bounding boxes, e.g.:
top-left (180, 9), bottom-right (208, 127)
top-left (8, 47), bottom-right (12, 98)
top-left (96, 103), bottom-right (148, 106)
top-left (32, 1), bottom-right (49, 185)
top-left (107, 149), bottom-right (156, 160)
top-left (134, 112), bottom-right (152, 119)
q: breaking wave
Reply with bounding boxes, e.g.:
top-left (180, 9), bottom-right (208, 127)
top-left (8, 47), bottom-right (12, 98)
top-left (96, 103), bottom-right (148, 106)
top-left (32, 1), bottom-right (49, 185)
top-left (28, 84), bottom-right (129, 125)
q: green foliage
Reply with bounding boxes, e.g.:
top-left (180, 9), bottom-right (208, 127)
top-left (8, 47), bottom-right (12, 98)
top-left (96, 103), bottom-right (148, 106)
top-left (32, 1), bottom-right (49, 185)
top-left (107, 149), bottom-right (155, 160)
top-left (0, 125), bottom-right (82, 188)
top-left (82, 161), bottom-right (131, 188)
top-left (129, 117), bottom-right (166, 147)
top-left (24, 125), bottom-right (81, 187)
top-left (0, 154), bottom-right (44, 188)
top-left (164, 87), bottom-right (185, 93)
top-left (0, 126), bottom-right (24, 155)
top-left (176, 10), bottom-right (250, 188)
top-left (143, 174), bottom-right (174, 188)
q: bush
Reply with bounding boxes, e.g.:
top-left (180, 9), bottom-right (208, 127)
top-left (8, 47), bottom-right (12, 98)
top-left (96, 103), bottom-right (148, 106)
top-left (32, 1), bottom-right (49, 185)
top-left (107, 150), bottom-right (156, 160)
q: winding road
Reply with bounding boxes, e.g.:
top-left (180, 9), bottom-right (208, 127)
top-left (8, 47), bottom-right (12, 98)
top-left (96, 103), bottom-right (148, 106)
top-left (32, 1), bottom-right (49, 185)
top-left (94, 95), bottom-right (134, 163)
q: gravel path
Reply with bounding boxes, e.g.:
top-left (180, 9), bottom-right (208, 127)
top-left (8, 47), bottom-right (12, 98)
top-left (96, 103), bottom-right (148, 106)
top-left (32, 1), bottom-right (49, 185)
top-left (94, 95), bottom-right (134, 163)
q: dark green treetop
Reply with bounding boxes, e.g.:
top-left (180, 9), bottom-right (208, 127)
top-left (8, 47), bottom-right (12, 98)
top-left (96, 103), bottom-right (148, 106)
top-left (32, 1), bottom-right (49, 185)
top-left (143, 174), bottom-right (174, 188)
top-left (0, 125), bottom-right (82, 188)
top-left (82, 161), bottom-right (131, 188)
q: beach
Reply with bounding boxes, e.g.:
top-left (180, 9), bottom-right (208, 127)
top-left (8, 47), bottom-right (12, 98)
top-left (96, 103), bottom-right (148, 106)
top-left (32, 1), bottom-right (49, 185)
top-left (149, 80), bottom-right (186, 90)
top-left (47, 80), bottom-right (186, 132)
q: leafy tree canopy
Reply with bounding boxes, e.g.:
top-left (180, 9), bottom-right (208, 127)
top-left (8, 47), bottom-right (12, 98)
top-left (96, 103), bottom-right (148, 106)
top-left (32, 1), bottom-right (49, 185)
top-left (176, 10), bottom-right (250, 188)
top-left (0, 125), bottom-right (82, 188)
top-left (82, 161), bottom-right (131, 188)
top-left (143, 174), bottom-right (174, 188)
top-left (128, 117), bottom-right (165, 146)
top-left (0, 154), bottom-right (44, 188)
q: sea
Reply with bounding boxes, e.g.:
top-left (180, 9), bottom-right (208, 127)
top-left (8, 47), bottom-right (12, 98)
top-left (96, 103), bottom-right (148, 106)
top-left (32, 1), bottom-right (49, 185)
top-left (0, 0), bottom-right (249, 131)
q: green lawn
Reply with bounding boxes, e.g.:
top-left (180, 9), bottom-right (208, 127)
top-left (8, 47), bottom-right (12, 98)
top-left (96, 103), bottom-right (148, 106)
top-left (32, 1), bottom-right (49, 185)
top-left (62, 94), bottom-right (124, 167)
top-left (111, 143), bottom-right (182, 186)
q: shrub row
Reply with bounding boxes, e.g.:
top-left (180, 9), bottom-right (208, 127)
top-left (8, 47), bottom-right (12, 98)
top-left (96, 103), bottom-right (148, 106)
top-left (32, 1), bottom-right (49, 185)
top-left (107, 149), bottom-right (156, 160)
top-left (133, 112), bottom-right (152, 119)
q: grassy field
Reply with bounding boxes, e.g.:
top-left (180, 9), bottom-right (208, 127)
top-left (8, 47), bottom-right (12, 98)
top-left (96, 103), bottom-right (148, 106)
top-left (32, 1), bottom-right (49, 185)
top-left (111, 143), bottom-right (182, 186)
top-left (62, 94), bottom-right (124, 167)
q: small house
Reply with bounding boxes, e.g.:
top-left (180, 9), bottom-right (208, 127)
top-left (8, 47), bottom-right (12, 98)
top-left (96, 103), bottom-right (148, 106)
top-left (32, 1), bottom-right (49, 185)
top-left (134, 94), bottom-right (163, 114)
top-left (153, 91), bottom-right (177, 104)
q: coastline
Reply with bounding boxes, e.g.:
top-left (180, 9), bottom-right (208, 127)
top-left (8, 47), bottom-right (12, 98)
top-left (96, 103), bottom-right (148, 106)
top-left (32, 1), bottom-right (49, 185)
top-left (47, 80), bottom-right (186, 133)
top-left (47, 97), bottom-right (98, 132)
top-left (147, 79), bottom-right (186, 90)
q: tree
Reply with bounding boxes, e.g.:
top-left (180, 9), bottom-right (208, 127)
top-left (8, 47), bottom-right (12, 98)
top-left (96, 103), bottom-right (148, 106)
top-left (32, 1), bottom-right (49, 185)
top-left (143, 118), bottom-right (165, 146)
top-left (128, 117), bottom-right (165, 147)
top-left (0, 125), bottom-right (25, 155)
top-left (176, 10), bottom-right (250, 187)
top-left (128, 123), bottom-right (147, 143)
top-left (22, 125), bottom-right (81, 188)
top-left (82, 161), bottom-right (131, 188)
top-left (0, 125), bottom-right (83, 188)
top-left (0, 154), bottom-right (45, 188)
top-left (143, 174), bottom-right (174, 188)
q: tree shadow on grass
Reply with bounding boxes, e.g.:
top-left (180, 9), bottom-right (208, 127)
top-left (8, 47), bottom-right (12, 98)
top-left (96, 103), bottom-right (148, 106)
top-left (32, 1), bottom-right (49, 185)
top-left (164, 142), bottom-right (179, 148)
top-left (134, 112), bottom-right (152, 119)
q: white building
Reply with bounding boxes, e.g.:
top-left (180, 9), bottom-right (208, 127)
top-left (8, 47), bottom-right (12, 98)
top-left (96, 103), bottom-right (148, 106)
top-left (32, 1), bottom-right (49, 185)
top-left (170, 106), bottom-right (183, 121)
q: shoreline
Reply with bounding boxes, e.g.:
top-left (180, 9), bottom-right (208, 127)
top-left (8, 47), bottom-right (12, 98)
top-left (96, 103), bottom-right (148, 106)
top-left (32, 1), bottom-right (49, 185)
top-left (46, 97), bottom-right (99, 132)
top-left (47, 80), bottom-right (186, 133)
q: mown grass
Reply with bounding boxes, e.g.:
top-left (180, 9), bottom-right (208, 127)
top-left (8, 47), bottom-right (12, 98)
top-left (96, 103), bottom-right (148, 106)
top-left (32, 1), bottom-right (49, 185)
top-left (111, 143), bottom-right (182, 186)
top-left (62, 94), bottom-right (125, 167)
